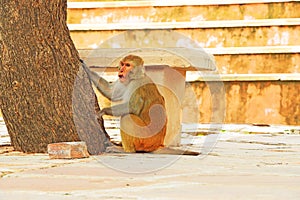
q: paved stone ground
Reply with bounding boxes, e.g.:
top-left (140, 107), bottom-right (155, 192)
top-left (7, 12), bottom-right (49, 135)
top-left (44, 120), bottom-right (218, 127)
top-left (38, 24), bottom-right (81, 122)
top-left (0, 130), bottom-right (300, 200)
top-left (1, 118), bottom-right (300, 199)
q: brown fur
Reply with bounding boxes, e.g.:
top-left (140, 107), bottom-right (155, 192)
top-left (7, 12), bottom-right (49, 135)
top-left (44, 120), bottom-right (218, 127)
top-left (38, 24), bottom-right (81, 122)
top-left (117, 55), bottom-right (167, 152)
top-left (120, 83), bottom-right (167, 152)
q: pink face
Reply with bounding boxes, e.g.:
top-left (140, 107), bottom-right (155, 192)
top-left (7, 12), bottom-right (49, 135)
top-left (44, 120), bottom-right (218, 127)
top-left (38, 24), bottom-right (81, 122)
top-left (118, 60), bottom-right (134, 83)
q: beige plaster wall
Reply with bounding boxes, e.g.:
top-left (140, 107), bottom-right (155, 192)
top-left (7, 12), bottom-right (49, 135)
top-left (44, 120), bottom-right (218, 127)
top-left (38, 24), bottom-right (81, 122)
top-left (67, 2), bottom-right (300, 24)
top-left (183, 81), bottom-right (299, 125)
top-left (67, 1), bottom-right (300, 125)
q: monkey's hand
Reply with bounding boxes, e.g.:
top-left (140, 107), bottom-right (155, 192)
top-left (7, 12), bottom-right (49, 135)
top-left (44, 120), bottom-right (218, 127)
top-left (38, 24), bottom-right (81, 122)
top-left (80, 59), bottom-right (89, 72)
top-left (97, 108), bottom-right (107, 119)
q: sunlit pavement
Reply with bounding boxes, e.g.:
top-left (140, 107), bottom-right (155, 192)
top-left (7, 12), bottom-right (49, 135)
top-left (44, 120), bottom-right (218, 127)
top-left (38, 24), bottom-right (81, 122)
top-left (0, 121), bottom-right (300, 199)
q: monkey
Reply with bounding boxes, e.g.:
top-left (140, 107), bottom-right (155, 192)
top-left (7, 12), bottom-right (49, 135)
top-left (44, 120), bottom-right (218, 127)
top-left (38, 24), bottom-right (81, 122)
top-left (82, 55), bottom-right (167, 153)
top-left (81, 55), bottom-right (199, 156)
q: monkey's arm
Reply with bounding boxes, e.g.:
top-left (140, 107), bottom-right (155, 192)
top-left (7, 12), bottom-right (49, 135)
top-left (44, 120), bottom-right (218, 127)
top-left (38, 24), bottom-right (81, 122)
top-left (101, 97), bottom-right (143, 117)
top-left (100, 103), bottom-right (129, 117)
top-left (100, 90), bottom-right (144, 117)
top-left (82, 64), bottom-right (112, 99)
top-left (81, 61), bottom-right (124, 101)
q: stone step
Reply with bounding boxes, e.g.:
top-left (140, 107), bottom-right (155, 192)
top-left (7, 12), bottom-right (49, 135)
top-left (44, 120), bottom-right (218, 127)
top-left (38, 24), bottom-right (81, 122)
top-left (213, 53), bottom-right (300, 74)
top-left (70, 24), bottom-right (300, 49)
top-left (186, 73), bottom-right (300, 82)
top-left (67, 1), bottom-right (300, 24)
top-left (205, 45), bottom-right (300, 54)
top-left (68, 0), bottom-right (299, 8)
top-left (68, 18), bottom-right (300, 29)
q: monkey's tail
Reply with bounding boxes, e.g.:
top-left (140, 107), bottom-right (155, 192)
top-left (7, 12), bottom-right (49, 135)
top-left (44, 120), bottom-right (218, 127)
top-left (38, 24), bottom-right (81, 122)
top-left (104, 145), bottom-right (200, 156)
top-left (152, 147), bottom-right (200, 156)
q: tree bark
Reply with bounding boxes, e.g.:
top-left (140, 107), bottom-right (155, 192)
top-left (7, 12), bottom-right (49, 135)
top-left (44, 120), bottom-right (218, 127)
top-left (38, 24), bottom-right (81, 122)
top-left (0, 0), bottom-right (111, 154)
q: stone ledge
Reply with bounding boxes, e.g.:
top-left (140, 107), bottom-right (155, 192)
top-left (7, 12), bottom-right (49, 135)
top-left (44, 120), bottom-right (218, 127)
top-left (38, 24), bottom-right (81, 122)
top-left (67, 0), bottom-right (297, 8)
top-left (205, 46), bottom-right (300, 55)
top-left (67, 18), bottom-right (300, 30)
top-left (186, 73), bottom-right (300, 82)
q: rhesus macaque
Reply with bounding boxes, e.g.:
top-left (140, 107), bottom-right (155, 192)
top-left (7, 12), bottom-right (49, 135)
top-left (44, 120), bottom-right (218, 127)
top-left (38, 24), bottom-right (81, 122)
top-left (82, 55), bottom-right (167, 153)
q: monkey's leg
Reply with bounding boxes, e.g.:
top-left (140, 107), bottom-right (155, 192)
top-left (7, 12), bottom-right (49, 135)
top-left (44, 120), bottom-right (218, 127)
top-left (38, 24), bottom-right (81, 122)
top-left (120, 114), bottom-right (147, 153)
top-left (120, 114), bottom-right (166, 153)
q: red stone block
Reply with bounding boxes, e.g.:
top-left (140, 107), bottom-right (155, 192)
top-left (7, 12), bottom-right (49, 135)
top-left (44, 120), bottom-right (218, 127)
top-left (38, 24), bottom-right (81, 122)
top-left (47, 142), bottom-right (89, 159)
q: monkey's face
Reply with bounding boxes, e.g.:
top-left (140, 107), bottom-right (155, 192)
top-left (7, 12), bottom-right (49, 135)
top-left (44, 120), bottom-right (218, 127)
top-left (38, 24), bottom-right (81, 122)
top-left (118, 60), bottom-right (134, 84)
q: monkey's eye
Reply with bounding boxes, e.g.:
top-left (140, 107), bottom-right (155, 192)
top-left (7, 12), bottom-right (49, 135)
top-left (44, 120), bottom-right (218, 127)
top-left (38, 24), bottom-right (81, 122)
top-left (119, 61), bottom-right (131, 69)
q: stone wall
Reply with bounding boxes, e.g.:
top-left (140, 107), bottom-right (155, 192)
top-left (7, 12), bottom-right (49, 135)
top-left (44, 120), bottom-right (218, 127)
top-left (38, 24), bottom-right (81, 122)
top-left (182, 80), bottom-right (299, 125)
top-left (67, 1), bottom-right (300, 126)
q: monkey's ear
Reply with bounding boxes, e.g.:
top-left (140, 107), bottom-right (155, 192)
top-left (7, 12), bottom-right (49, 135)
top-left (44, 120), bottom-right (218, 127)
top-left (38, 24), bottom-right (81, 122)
top-left (129, 65), bottom-right (145, 80)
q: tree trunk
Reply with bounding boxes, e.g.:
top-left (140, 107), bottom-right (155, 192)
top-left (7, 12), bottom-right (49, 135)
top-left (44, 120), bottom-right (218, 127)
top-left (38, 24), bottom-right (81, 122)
top-left (0, 0), bottom-right (111, 154)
